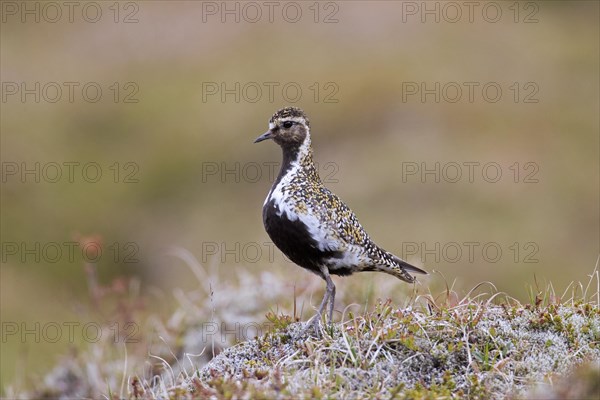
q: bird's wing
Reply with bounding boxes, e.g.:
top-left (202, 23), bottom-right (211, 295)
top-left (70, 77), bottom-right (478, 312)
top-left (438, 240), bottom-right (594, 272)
top-left (313, 187), bottom-right (427, 279)
top-left (312, 186), bottom-right (370, 247)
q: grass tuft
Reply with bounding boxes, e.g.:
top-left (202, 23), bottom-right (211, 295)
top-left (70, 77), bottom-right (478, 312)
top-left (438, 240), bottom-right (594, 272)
top-left (5, 256), bottom-right (600, 399)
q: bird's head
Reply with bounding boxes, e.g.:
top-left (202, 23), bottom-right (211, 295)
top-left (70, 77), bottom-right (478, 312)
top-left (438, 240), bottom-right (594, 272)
top-left (254, 107), bottom-right (310, 148)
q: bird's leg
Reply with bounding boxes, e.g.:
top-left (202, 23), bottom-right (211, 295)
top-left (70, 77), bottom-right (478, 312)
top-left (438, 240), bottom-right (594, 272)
top-left (321, 266), bottom-right (336, 330)
top-left (304, 286), bottom-right (330, 333)
top-left (327, 278), bottom-right (336, 326)
top-left (315, 287), bottom-right (331, 321)
top-left (303, 267), bottom-right (336, 335)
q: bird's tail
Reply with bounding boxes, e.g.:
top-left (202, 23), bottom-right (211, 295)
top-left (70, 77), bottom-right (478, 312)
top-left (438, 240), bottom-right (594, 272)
top-left (379, 251), bottom-right (427, 283)
top-left (392, 255), bottom-right (428, 275)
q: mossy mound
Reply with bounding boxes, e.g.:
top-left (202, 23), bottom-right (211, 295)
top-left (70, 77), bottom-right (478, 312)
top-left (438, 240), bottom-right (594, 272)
top-left (187, 300), bottom-right (599, 399)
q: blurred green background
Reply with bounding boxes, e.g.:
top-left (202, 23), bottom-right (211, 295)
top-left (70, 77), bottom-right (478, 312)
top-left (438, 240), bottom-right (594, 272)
top-left (1, 0), bottom-right (598, 391)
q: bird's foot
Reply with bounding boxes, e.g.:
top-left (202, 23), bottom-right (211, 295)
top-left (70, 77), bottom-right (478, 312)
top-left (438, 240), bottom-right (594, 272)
top-left (301, 314), bottom-right (336, 337)
top-left (302, 312), bottom-right (328, 337)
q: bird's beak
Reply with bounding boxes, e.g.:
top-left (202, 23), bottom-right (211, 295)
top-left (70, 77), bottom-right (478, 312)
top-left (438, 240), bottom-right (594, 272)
top-left (254, 130), bottom-right (274, 143)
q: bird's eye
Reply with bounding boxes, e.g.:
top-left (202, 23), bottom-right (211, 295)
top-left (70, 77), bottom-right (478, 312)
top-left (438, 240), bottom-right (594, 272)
top-left (282, 121), bottom-right (294, 129)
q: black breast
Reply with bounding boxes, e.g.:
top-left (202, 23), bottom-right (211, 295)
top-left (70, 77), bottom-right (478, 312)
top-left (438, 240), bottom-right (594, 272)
top-left (262, 199), bottom-right (343, 278)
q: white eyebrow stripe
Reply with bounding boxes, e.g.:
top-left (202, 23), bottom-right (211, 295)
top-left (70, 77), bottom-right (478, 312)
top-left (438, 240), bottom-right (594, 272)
top-left (269, 122), bottom-right (275, 129)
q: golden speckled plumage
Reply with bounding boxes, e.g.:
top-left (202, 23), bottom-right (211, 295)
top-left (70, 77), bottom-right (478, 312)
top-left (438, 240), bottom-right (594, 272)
top-left (255, 107), bottom-right (427, 331)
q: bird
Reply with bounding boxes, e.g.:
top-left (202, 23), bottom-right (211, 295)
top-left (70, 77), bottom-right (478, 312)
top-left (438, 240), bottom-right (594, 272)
top-left (254, 107), bottom-right (427, 331)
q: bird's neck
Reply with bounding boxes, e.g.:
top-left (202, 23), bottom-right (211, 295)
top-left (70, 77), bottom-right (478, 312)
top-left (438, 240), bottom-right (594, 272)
top-left (278, 134), bottom-right (321, 185)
